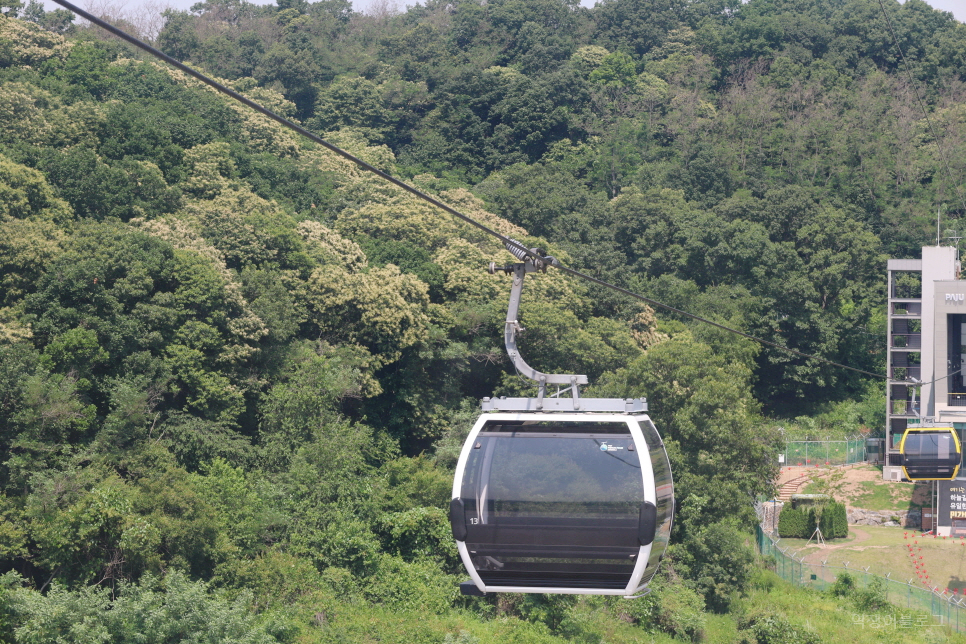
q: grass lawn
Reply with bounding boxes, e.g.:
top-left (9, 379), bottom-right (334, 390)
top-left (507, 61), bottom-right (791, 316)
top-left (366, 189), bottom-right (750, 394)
top-left (775, 525), bottom-right (966, 594)
top-left (849, 480), bottom-right (921, 512)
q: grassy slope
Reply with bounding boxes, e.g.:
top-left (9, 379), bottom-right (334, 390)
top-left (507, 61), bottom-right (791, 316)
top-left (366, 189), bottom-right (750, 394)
top-left (800, 464), bottom-right (928, 512)
top-left (298, 571), bottom-right (966, 643)
top-left (742, 573), bottom-right (966, 644)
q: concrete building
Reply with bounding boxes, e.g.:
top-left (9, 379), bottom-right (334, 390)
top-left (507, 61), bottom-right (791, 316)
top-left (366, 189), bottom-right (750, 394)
top-left (886, 246), bottom-right (966, 535)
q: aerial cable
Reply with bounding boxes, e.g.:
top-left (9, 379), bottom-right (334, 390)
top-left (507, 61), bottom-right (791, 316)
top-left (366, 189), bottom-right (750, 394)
top-left (46, 0), bottom-right (534, 261)
top-left (555, 262), bottom-right (887, 380)
top-left (909, 368), bottom-right (963, 388)
top-left (50, 0), bottom-right (892, 383)
top-left (876, 0), bottom-right (966, 219)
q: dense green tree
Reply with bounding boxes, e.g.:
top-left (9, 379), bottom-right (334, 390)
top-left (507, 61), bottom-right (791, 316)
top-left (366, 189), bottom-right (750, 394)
top-left (5, 570), bottom-right (278, 643)
top-left (37, 147), bottom-right (180, 221)
top-left (0, 154), bottom-right (72, 225)
top-left (22, 223), bottom-right (264, 427)
top-left (594, 333), bottom-right (778, 530)
top-left (672, 518), bottom-right (757, 612)
top-left (0, 1), bottom-right (962, 636)
top-left (595, 0), bottom-right (689, 57)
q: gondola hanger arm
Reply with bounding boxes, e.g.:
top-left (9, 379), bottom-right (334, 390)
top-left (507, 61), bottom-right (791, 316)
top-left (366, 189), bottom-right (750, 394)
top-left (489, 240), bottom-right (588, 409)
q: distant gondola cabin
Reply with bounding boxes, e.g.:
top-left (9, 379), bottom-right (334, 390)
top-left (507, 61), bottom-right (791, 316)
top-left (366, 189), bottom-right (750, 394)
top-left (899, 427), bottom-right (962, 481)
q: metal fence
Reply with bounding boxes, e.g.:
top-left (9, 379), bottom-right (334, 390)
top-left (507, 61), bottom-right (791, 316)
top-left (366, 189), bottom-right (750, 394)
top-left (783, 436), bottom-right (866, 467)
top-left (755, 523), bottom-right (966, 633)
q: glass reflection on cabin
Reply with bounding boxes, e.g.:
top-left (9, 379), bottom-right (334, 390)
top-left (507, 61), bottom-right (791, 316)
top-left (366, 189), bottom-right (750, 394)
top-left (453, 417), bottom-right (673, 595)
top-left (900, 427), bottom-right (962, 481)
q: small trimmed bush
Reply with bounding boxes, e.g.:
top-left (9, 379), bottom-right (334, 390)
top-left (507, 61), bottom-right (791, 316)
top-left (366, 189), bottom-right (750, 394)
top-left (778, 508), bottom-right (806, 538)
top-left (778, 503), bottom-right (846, 540)
top-left (805, 508), bottom-right (818, 538)
top-left (817, 502), bottom-right (849, 539)
top-left (831, 501), bottom-right (849, 538)
top-left (819, 504), bottom-right (834, 538)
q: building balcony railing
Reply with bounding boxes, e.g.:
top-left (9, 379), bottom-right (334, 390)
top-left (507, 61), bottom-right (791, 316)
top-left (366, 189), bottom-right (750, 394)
top-left (890, 366), bottom-right (921, 380)
top-left (891, 302), bottom-right (922, 316)
top-left (891, 334), bottom-right (921, 349)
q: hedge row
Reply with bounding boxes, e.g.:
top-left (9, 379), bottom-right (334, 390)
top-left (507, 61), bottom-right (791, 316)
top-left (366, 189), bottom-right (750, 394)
top-left (778, 503), bottom-right (848, 539)
top-left (778, 507), bottom-right (813, 538)
top-left (820, 502), bottom-right (849, 539)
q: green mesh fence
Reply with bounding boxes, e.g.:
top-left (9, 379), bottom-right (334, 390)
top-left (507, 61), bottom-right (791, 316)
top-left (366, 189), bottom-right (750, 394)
top-left (756, 524), bottom-right (966, 633)
top-left (783, 437), bottom-right (866, 468)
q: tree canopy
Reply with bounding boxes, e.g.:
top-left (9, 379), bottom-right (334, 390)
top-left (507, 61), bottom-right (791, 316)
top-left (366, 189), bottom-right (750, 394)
top-left (0, 0), bottom-right (958, 640)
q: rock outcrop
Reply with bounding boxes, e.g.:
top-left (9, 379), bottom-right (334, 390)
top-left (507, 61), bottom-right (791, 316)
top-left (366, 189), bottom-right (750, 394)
top-left (846, 508), bottom-right (921, 528)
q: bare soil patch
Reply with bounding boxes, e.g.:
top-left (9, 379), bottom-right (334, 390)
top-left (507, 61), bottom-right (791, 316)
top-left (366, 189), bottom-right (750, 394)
top-left (790, 464), bottom-right (927, 511)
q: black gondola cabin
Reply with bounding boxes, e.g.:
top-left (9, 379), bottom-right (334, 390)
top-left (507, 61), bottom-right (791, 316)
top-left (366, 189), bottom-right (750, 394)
top-left (451, 412), bottom-right (673, 597)
top-left (899, 427), bottom-right (962, 480)
top-left (451, 246), bottom-right (675, 596)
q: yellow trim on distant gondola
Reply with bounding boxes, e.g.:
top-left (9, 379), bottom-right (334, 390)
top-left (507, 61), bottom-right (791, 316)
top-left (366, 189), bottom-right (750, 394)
top-left (899, 427), bottom-right (962, 481)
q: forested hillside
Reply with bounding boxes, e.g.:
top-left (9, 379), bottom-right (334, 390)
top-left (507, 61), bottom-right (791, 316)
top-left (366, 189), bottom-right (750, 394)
top-left (0, 0), bottom-right (963, 641)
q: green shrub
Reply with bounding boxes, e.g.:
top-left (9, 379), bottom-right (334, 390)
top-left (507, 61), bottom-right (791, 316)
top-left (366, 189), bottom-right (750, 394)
top-left (818, 504), bottom-right (833, 538)
top-left (362, 554), bottom-right (455, 615)
top-left (829, 572), bottom-right (855, 597)
top-left (673, 521), bottom-right (756, 613)
top-left (516, 594), bottom-right (579, 633)
top-left (8, 571), bottom-right (278, 643)
top-left (852, 578), bottom-right (888, 612)
top-left (805, 508), bottom-right (818, 538)
top-left (621, 575), bottom-right (707, 642)
top-left (653, 581), bottom-right (707, 642)
top-left (749, 567), bottom-right (779, 592)
top-left (443, 632), bottom-right (480, 644)
top-left (744, 613), bottom-right (821, 644)
top-left (831, 502), bottom-right (849, 538)
top-left (829, 573), bottom-right (887, 612)
top-left (375, 506), bottom-right (459, 570)
top-left (778, 508), bottom-right (805, 538)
